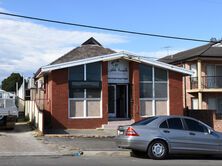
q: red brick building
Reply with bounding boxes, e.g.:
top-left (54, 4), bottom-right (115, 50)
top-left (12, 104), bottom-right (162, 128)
top-left (35, 38), bottom-right (192, 129)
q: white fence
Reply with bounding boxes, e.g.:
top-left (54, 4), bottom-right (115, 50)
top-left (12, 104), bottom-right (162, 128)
top-left (25, 101), bottom-right (43, 132)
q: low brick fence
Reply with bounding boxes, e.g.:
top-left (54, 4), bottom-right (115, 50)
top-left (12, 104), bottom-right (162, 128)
top-left (184, 108), bottom-right (215, 127)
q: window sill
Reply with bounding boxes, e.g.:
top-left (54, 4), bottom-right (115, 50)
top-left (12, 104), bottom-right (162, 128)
top-left (68, 116), bottom-right (103, 119)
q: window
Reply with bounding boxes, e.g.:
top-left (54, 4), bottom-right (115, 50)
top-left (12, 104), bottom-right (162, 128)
top-left (155, 83), bottom-right (167, 98)
top-left (167, 118), bottom-right (183, 130)
top-left (86, 62), bottom-right (101, 81)
top-left (190, 64), bottom-right (197, 78)
top-left (155, 68), bottom-right (167, 81)
top-left (69, 89), bottom-right (84, 98)
top-left (86, 89), bottom-right (101, 98)
top-left (155, 68), bottom-right (167, 99)
top-left (69, 65), bottom-right (84, 81)
top-left (184, 118), bottom-right (208, 133)
top-left (191, 98), bottom-right (198, 109)
top-left (139, 64), bottom-right (168, 116)
top-left (140, 64), bottom-right (152, 81)
top-left (140, 83), bottom-right (152, 98)
top-left (69, 63), bottom-right (101, 118)
top-left (132, 117), bottom-right (157, 126)
top-left (159, 120), bottom-right (168, 128)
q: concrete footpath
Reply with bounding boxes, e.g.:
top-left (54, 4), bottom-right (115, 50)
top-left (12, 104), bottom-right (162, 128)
top-left (0, 123), bottom-right (131, 157)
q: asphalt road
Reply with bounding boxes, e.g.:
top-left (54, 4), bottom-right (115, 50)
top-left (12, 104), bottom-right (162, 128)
top-left (1, 156), bottom-right (222, 166)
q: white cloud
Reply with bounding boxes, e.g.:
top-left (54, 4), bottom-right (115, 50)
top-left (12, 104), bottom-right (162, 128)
top-left (0, 7), bottom-right (6, 12)
top-left (0, 13), bottom-right (127, 81)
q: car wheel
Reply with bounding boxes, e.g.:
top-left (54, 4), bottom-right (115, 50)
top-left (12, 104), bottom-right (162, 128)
top-left (148, 140), bottom-right (168, 160)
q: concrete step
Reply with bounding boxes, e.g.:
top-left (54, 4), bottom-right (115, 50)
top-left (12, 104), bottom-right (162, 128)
top-left (101, 120), bottom-right (134, 129)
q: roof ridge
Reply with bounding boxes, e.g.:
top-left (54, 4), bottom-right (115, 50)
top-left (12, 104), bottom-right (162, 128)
top-left (198, 42), bottom-right (217, 56)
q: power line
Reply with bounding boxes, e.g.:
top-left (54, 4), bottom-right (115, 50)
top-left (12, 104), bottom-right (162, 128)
top-left (0, 12), bottom-right (213, 43)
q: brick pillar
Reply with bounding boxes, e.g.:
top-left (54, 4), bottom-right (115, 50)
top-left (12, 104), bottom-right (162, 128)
top-left (129, 62), bottom-right (140, 121)
top-left (169, 71), bottom-right (183, 115)
top-left (102, 62), bottom-right (108, 124)
top-left (51, 68), bottom-right (69, 129)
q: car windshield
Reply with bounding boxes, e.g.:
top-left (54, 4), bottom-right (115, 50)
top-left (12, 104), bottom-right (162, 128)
top-left (132, 117), bottom-right (157, 126)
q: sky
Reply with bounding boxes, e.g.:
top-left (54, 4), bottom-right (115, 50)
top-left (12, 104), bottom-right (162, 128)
top-left (0, 0), bottom-right (222, 81)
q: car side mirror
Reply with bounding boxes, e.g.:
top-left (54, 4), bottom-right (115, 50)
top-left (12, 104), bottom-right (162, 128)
top-left (208, 128), bottom-right (213, 134)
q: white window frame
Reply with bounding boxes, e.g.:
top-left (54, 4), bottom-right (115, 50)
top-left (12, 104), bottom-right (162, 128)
top-left (68, 63), bottom-right (102, 119)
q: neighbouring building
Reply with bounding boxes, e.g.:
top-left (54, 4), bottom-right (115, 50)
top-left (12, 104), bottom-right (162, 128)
top-left (34, 37), bottom-right (192, 130)
top-left (160, 40), bottom-right (222, 131)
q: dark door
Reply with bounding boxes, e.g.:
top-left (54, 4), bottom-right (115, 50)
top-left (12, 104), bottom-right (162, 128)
top-left (116, 85), bottom-right (127, 118)
top-left (108, 85), bottom-right (116, 117)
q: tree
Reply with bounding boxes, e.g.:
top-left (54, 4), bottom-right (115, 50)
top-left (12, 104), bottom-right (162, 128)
top-left (1, 73), bottom-right (23, 92)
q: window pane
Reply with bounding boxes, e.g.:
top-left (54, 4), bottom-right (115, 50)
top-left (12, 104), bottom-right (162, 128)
top-left (86, 89), bottom-right (101, 98)
top-left (69, 65), bottom-right (84, 81)
top-left (159, 121), bottom-right (168, 128)
top-left (155, 68), bottom-right (167, 81)
top-left (69, 100), bottom-right (84, 117)
top-left (86, 100), bottom-right (100, 116)
top-left (155, 100), bottom-right (167, 115)
top-left (140, 64), bottom-right (152, 81)
top-left (140, 83), bottom-right (153, 98)
top-left (140, 100), bottom-right (152, 116)
top-left (184, 119), bottom-right (208, 132)
top-left (155, 83), bottom-right (167, 98)
top-left (86, 62), bottom-right (101, 81)
top-left (69, 89), bottom-right (84, 98)
top-left (167, 118), bottom-right (183, 130)
top-left (191, 64), bottom-right (197, 77)
top-left (132, 117), bottom-right (157, 126)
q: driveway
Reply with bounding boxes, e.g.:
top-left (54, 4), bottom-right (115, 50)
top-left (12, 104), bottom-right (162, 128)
top-left (0, 122), bottom-right (58, 156)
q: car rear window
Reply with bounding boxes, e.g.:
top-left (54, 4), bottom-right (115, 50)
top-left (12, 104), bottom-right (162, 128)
top-left (167, 118), bottom-right (183, 130)
top-left (132, 117), bottom-right (157, 126)
top-left (159, 120), bottom-right (168, 128)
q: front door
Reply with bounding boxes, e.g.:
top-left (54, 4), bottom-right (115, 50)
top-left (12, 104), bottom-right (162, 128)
top-left (108, 85), bottom-right (128, 118)
top-left (108, 85), bottom-right (116, 118)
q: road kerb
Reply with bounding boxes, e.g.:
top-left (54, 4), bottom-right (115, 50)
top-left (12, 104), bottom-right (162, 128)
top-left (80, 150), bottom-right (131, 157)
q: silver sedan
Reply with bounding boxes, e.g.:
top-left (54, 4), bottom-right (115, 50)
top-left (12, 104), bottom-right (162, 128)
top-left (115, 115), bottom-right (222, 160)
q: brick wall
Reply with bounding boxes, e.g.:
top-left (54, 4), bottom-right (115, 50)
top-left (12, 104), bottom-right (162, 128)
top-left (169, 71), bottom-right (184, 115)
top-left (45, 62), bottom-right (108, 129)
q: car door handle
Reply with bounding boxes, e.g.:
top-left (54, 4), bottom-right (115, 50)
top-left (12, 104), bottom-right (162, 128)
top-left (189, 132), bottom-right (196, 136)
top-left (163, 130), bottom-right (170, 133)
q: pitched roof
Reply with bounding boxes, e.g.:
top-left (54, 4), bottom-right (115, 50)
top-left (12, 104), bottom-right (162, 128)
top-left (50, 37), bottom-right (115, 65)
top-left (159, 41), bottom-right (222, 64)
top-left (36, 51), bottom-right (193, 78)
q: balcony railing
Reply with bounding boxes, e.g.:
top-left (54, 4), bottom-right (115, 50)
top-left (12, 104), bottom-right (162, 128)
top-left (202, 76), bottom-right (222, 89)
top-left (190, 76), bottom-right (222, 89)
